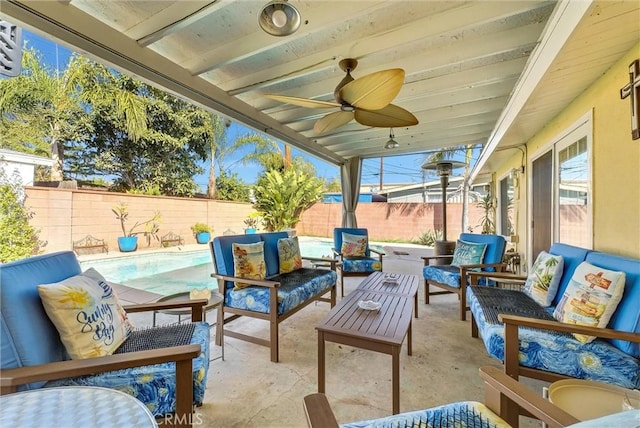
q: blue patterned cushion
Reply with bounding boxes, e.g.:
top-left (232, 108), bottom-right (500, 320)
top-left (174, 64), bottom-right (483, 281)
top-left (225, 268), bottom-right (336, 314)
top-left (423, 265), bottom-right (462, 288)
top-left (467, 288), bottom-right (640, 389)
top-left (451, 240), bottom-right (487, 267)
top-left (46, 322), bottom-right (211, 416)
top-left (342, 258), bottom-right (382, 273)
top-left (341, 401), bottom-right (509, 428)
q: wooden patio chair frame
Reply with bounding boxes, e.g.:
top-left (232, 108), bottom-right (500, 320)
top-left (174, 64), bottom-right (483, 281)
top-left (0, 299), bottom-right (209, 428)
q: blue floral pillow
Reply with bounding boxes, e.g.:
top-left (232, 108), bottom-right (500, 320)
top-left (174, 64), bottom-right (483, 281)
top-left (451, 240), bottom-right (487, 267)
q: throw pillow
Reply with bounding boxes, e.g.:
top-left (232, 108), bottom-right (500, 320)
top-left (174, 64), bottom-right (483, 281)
top-left (523, 251), bottom-right (564, 307)
top-left (341, 232), bottom-right (367, 258)
top-left (451, 240), bottom-right (487, 267)
top-left (37, 271), bottom-right (134, 359)
top-left (278, 236), bottom-right (303, 274)
top-left (553, 261), bottom-right (626, 343)
top-left (232, 241), bottom-right (266, 291)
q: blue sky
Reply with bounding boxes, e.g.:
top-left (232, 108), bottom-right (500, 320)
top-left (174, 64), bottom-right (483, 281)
top-left (21, 30), bottom-right (464, 189)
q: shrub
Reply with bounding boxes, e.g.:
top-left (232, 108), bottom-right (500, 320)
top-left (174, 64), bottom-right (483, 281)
top-left (0, 169), bottom-right (47, 262)
top-left (413, 229), bottom-right (443, 247)
top-left (191, 222), bottom-right (212, 234)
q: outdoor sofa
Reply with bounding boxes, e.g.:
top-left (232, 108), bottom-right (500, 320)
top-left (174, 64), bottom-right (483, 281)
top-left (210, 231), bottom-right (337, 362)
top-left (0, 251), bottom-right (211, 426)
top-left (467, 243), bottom-right (640, 389)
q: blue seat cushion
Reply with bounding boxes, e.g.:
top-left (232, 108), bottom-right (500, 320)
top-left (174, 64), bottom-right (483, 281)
top-left (341, 401), bottom-right (507, 428)
top-left (225, 268), bottom-right (337, 314)
top-left (423, 265), bottom-right (462, 288)
top-left (46, 322), bottom-right (211, 416)
top-left (467, 288), bottom-right (640, 389)
top-left (342, 257), bottom-right (382, 273)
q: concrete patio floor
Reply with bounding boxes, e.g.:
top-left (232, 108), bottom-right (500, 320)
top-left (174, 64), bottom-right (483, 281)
top-left (112, 244), bottom-right (544, 427)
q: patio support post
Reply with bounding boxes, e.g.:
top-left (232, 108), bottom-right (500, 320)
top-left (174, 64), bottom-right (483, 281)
top-left (340, 157), bottom-right (362, 228)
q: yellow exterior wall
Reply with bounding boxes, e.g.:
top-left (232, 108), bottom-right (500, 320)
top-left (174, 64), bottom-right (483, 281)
top-left (496, 42), bottom-right (640, 260)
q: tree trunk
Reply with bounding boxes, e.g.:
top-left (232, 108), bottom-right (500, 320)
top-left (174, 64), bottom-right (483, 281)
top-left (50, 140), bottom-right (64, 182)
top-left (207, 154), bottom-right (216, 199)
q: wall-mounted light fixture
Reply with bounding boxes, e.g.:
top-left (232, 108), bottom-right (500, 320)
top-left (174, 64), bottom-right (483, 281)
top-left (258, 1), bottom-right (301, 36)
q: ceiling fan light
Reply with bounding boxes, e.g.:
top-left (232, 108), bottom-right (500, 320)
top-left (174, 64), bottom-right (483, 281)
top-left (258, 1), bottom-right (301, 36)
top-left (384, 129), bottom-right (399, 149)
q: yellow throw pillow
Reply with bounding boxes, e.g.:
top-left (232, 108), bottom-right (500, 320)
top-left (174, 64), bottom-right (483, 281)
top-left (553, 261), bottom-right (626, 343)
top-left (278, 236), bottom-right (303, 274)
top-left (341, 232), bottom-right (367, 258)
top-left (37, 271), bottom-right (134, 359)
top-left (232, 242), bottom-right (266, 290)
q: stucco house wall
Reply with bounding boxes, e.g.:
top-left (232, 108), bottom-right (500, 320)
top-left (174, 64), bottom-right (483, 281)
top-left (490, 42), bottom-right (640, 262)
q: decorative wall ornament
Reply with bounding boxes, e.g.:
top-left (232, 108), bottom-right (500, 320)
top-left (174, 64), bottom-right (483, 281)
top-left (620, 59), bottom-right (640, 140)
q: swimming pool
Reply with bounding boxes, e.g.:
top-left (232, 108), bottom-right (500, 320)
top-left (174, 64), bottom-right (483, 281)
top-left (79, 237), bottom-right (339, 296)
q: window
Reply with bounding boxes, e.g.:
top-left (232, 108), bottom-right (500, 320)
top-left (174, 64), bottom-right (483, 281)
top-left (556, 135), bottom-right (590, 247)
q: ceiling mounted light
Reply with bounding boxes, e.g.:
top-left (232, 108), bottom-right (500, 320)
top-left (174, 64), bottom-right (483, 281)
top-left (258, 1), bottom-right (301, 37)
top-left (384, 129), bottom-right (399, 149)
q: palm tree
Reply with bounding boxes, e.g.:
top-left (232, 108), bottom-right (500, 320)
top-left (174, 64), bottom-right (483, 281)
top-left (0, 49), bottom-right (147, 181)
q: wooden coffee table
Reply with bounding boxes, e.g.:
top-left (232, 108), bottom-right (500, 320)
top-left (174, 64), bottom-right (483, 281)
top-left (316, 289), bottom-right (413, 414)
top-left (356, 271), bottom-right (420, 317)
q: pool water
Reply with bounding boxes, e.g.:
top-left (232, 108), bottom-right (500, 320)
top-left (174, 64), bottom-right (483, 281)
top-left (80, 238), bottom-right (340, 296)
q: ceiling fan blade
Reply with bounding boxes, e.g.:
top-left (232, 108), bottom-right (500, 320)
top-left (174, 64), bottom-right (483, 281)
top-left (265, 94), bottom-right (340, 109)
top-left (314, 111), bottom-right (354, 134)
top-left (340, 68), bottom-right (405, 111)
top-left (354, 104), bottom-right (419, 128)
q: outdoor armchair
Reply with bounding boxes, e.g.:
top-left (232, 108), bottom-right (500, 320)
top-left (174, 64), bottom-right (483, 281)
top-left (422, 233), bottom-right (506, 321)
top-left (333, 228), bottom-right (385, 297)
top-left (0, 251), bottom-right (211, 428)
top-left (303, 366), bottom-right (585, 428)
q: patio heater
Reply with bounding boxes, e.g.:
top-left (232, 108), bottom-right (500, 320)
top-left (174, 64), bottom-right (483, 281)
top-left (421, 160), bottom-right (466, 261)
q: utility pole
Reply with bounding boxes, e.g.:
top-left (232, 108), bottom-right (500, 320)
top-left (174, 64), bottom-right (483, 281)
top-left (379, 157), bottom-right (383, 191)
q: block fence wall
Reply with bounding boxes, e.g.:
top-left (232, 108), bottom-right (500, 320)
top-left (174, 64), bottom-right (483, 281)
top-left (24, 186), bottom-right (488, 253)
top-left (25, 187), bottom-right (255, 253)
top-left (296, 202), bottom-right (485, 242)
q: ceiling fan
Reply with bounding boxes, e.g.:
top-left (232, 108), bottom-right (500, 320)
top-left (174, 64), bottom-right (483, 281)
top-left (265, 58), bottom-right (419, 134)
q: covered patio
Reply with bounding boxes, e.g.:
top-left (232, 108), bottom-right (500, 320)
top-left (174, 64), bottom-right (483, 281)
top-left (1, 1), bottom-right (639, 427)
top-left (1, 0), bottom-right (637, 263)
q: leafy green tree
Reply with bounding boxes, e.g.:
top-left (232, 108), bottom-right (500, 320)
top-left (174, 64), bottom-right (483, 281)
top-left (0, 168), bottom-right (46, 262)
top-left (253, 168), bottom-right (324, 231)
top-left (0, 49), bottom-right (90, 180)
top-left (323, 177), bottom-right (342, 192)
top-left (79, 79), bottom-right (209, 196)
top-left (215, 171), bottom-right (251, 202)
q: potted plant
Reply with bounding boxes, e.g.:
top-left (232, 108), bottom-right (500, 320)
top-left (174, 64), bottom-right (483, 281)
top-left (191, 223), bottom-right (213, 244)
top-left (112, 203), bottom-right (161, 252)
top-left (243, 215), bottom-right (260, 234)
